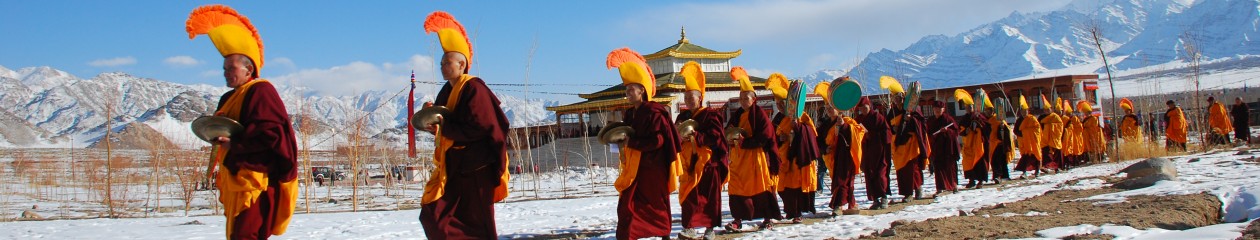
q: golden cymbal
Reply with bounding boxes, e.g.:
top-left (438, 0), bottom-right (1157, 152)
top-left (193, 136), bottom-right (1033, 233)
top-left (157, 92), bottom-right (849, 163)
top-left (597, 122), bottom-right (634, 145)
top-left (190, 116), bottom-right (244, 143)
top-left (676, 119), bottom-right (698, 139)
top-left (410, 106), bottom-right (452, 130)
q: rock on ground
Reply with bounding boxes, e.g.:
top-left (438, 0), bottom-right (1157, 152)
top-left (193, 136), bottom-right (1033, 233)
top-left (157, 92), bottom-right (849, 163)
top-left (1116, 158), bottom-right (1178, 189)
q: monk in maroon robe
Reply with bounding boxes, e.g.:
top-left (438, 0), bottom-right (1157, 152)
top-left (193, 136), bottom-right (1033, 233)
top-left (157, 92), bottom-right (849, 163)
top-left (891, 103), bottom-right (930, 202)
top-left (775, 110), bottom-right (820, 222)
top-left (615, 85), bottom-right (680, 239)
top-left (419, 52), bottom-right (510, 240)
top-left (725, 98), bottom-right (783, 231)
top-left (856, 97), bottom-right (893, 209)
top-left (676, 105), bottom-right (728, 236)
top-left (827, 113), bottom-right (864, 214)
top-left (215, 57), bottom-right (299, 240)
top-left (927, 101), bottom-right (959, 196)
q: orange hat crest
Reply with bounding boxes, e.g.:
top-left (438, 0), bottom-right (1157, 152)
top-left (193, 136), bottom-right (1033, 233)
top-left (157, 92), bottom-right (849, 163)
top-left (1119, 98), bottom-right (1134, 112)
top-left (424, 11), bottom-right (473, 72)
top-left (186, 5), bottom-right (264, 77)
top-left (731, 66), bottom-right (754, 92)
top-left (606, 48), bottom-right (656, 101)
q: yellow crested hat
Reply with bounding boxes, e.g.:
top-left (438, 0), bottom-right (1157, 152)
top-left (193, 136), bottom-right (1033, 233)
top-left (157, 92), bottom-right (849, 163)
top-left (731, 66), bottom-right (754, 92)
top-left (681, 61), bottom-right (705, 98)
top-left (424, 11), bottom-right (473, 73)
top-left (880, 75), bottom-right (904, 94)
top-left (1061, 99), bottom-right (1073, 113)
top-left (186, 5), bottom-right (264, 78)
top-left (954, 89), bottom-right (974, 106)
top-left (1019, 95), bottom-right (1029, 110)
top-left (1119, 98), bottom-right (1134, 112)
top-left (1076, 100), bottom-right (1092, 113)
top-left (766, 73), bottom-right (789, 100)
top-left (606, 48), bottom-right (656, 101)
top-left (1041, 95), bottom-right (1053, 110)
top-left (981, 90), bottom-right (994, 109)
top-left (813, 81), bottom-right (831, 103)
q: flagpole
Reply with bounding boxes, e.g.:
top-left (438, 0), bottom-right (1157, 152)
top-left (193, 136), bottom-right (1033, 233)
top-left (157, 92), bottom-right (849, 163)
top-left (408, 70), bottom-right (417, 158)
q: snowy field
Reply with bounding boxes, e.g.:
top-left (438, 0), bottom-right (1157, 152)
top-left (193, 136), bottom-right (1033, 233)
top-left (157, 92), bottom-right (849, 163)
top-left (2, 146), bottom-right (1259, 239)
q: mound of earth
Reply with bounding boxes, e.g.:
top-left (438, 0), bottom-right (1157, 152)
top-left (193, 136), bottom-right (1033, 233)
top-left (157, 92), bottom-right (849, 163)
top-left (860, 181), bottom-right (1221, 239)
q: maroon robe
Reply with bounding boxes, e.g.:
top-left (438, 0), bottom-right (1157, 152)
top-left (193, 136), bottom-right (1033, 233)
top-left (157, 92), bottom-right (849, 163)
top-left (676, 108), bottom-right (729, 229)
top-left (216, 81), bottom-right (298, 240)
top-left (420, 77), bottom-right (510, 240)
top-left (858, 110), bottom-right (892, 201)
top-left (779, 114), bottom-right (820, 219)
top-left (1232, 103), bottom-right (1250, 143)
top-left (990, 121), bottom-right (1013, 180)
top-left (616, 101), bottom-right (680, 240)
top-left (828, 121), bottom-right (860, 209)
top-left (928, 113), bottom-right (959, 192)
top-left (893, 111), bottom-right (929, 197)
top-left (727, 105), bottom-right (783, 222)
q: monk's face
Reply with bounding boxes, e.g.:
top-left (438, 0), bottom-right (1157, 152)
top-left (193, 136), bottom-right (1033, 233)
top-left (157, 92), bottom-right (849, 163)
top-left (936, 106), bottom-right (947, 116)
top-left (684, 90), bottom-right (702, 110)
top-left (625, 84), bottom-right (645, 105)
top-left (1237, 98), bottom-right (1245, 105)
top-left (440, 52), bottom-right (467, 81)
top-left (222, 55), bottom-right (252, 88)
top-left (739, 91), bottom-right (755, 109)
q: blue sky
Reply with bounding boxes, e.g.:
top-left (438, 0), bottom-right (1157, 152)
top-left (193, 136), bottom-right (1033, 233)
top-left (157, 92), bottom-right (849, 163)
top-left (0, 0), bottom-right (1072, 103)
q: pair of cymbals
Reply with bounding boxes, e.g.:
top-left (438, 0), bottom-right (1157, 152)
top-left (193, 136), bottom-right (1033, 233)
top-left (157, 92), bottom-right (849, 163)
top-left (597, 122), bottom-right (634, 145)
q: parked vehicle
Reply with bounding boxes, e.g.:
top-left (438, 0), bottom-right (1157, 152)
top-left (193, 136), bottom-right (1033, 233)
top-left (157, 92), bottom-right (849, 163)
top-left (311, 166), bottom-right (347, 181)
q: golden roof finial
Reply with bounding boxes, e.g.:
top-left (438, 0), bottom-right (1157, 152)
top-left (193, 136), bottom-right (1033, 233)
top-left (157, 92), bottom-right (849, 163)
top-left (679, 26), bottom-right (689, 44)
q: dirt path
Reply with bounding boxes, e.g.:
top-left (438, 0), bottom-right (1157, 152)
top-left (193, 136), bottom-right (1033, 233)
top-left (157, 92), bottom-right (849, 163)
top-left (858, 180), bottom-right (1221, 239)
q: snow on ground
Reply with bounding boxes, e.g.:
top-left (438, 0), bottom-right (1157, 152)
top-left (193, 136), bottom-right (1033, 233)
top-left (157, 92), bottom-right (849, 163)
top-left (744, 148), bottom-right (1260, 239)
top-left (2, 148), bottom-right (1260, 239)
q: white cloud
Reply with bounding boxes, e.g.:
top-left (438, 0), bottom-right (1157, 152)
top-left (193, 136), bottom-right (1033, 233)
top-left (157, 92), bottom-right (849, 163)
top-left (269, 57), bottom-right (296, 70)
top-left (200, 70), bottom-right (220, 78)
top-left (807, 53), bottom-right (836, 69)
top-left (742, 68), bottom-right (778, 79)
top-left (88, 56), bottom-right (137, 67)
top-left (163, 56), bottom-right (201, 67)
top-left (268, 55), bottom-right (438, 96)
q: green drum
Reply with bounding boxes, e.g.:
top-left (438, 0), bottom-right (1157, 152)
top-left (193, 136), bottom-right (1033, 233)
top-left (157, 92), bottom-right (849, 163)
top-left (828, 78), bottom-right (863, 111)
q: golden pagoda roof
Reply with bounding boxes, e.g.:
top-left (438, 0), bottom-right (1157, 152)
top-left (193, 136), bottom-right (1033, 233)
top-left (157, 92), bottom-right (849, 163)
top-left (643, 27), bottom-right (741, 60)
top-left (576, 72), bottom-right (769, 100)
top-left (546, 95), bottom-right (678, 113)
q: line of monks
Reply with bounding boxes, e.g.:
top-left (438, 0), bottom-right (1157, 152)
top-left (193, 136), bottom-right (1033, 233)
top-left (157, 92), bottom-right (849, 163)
top-left (186, 5), bottom-right (1239, 240)
top-left (604, 49), bottom-right (1130, 239)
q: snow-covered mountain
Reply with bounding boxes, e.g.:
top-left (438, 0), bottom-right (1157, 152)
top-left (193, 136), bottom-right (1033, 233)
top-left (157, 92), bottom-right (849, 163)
top-left (799, 69), bottom-right (847, 87)
top-left (0, 65), bottom-right (557, 149)
top-left (820, 0), bottom-right (1260, 90)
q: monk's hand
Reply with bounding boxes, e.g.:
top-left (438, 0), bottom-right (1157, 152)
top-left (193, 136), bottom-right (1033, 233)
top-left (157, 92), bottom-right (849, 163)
top-left (423, 115), bottom-right (443, 133)
top-left (212, 136), bottom-right (230, 145)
